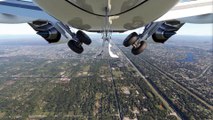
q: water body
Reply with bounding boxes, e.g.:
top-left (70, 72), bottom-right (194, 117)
top-left (177, 53), bottom-right (195, 62)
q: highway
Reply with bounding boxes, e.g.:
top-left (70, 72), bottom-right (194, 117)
top-left (196, 64), bottom-right (212, 79)
top-left (108, 60), bottom-right (123, 120)
top-left (119, 50), bottom-right (183, 120)
top-left (140, 56), bottom-right (213, 110)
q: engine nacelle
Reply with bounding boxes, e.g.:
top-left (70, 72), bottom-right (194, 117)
top-left (152, 21), bottom-right (184, 43)
top-left (152, 28), bottom-right (176, 43)
top-left (29, 20), bottom-right (61, 43)
top-left (37, 28), bottom-right (61, 43)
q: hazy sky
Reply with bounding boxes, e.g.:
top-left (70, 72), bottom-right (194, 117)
top-left (0, 23), bottom-right (212, 36)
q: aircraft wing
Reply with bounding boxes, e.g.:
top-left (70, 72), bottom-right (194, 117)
top-left (0, 0), bottom-right (74, 44)
top-left (144, 0), bottom-right (213, 45)
top-left (156, 0), bottom-right (213, 23)
top-left (0, 0), bottom-right (57, 23)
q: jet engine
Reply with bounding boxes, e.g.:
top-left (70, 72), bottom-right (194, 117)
top-left (36, 27), bottom-right (61, 43)
top-left (152, 21), bottom-right (184, 43)
top-left (29, 20), bottom-right (61, 43)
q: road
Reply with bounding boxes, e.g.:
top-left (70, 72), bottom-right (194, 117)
top-left (179, 64), bottom-right (212, 80)
top-left (140, 56), bottom-right (213, 110)
top-left (108, 60), bottom-right (123, 120)
top-left (197, 64), bottom-right (212, 79)
top-left (119, 50), bottom-right (182, 120)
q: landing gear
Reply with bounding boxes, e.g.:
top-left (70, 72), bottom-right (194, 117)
top-left (123, 32), bottom-right (147, 55)
top-left (67, 40), bottom-right (84, 54)
top-left (123, 32), bottom-right (138, 47)
top-left (76, 30), bottom-right (92, 45)
top-left (132, 41), bottom-right (147, 55)
top-left (67, 30), bottom-right (91, 54)
top-left (123, 22), bottom-right (164, 55)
